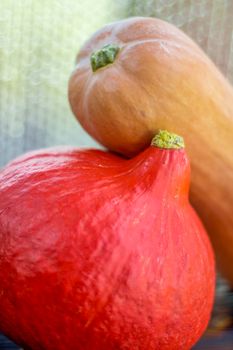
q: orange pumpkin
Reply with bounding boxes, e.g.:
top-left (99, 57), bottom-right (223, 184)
top-left (68, 17), bottom-right (233, 284)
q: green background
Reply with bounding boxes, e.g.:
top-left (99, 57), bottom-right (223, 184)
top-left (0, 0), bottom-right (233, 166)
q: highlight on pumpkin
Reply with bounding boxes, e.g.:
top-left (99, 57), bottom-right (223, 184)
top-left (151, 130), bottom-right (185, 149)
top-left (90, 44), bottom-right (120, 72)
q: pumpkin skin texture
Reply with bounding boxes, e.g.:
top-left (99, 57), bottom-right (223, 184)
top-left (68, 16), bottom-right (233, 284)
top-left (0, 139), bottom-right (215, 350)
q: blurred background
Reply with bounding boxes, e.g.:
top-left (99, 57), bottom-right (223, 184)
top-left (1, 0), bottom-right (233, 167)
top-left (1, 0), bottom-right (233, 349)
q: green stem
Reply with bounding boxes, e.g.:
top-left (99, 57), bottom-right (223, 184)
top-left (151, 130), bottom-right (185, 149)
top-left (90, 44), bottom-right (120, 72)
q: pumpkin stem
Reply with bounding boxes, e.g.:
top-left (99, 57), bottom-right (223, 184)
top-left (90, 44), bottom-right (120, 72)
top-left (151, 130), bottom-right (185, 149)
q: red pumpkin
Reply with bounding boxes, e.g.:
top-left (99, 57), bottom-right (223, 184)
top-left (0, 131), bottom-right (215, 350)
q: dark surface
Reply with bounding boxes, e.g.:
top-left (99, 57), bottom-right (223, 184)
top-left (0, 334), bottom-right (20, 349)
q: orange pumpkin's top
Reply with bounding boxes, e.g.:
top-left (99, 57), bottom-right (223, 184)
top-left (68, 16), bottom-right (228, 157)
